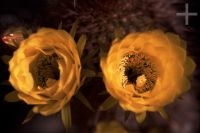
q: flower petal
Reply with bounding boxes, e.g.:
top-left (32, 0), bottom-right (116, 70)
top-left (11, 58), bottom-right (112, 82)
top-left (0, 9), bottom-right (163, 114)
top-left (33, 96), bottom-right (70, 116)
top-left (18, 93), bottom-right (49, 105)
top-left (184, 57), bottom-right (196, 76)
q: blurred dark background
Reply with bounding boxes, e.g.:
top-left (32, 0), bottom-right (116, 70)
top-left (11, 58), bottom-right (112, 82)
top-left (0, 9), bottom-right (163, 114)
top-left (0, 0), bottom-right (199, 133)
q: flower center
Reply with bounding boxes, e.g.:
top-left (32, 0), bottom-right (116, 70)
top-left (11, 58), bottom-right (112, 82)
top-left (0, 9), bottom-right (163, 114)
top-left (121, 52), bottom-right (157, 93)
top-left (30, 53), bottom-right (60, 88)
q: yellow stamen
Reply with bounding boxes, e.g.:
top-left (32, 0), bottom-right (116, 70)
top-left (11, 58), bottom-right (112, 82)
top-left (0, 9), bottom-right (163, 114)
top-left (136, 74), bottom-right (147, 88)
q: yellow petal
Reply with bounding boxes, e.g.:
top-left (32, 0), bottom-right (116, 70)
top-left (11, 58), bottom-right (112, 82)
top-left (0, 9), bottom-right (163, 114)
top-left (120, 32), bottom-right (141, 50)
top-left (179, 77), bottom-right (191, 94)
top-left (18, 93), bottom-right (49, 105)
top-left (166, 32), bottom-right (187, 49)
top-left (184, 57), bottom-right (196, 76)
top-left (33, 95), bottom-right (69, 116)
top-left (119, 100), bottom-right (147, 113)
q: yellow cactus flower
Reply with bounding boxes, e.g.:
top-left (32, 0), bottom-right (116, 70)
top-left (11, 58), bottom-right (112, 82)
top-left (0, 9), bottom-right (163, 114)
top-left (100, 30), bottom-right (196, 122)
top-left (8, 28), bottom-right (81, 116)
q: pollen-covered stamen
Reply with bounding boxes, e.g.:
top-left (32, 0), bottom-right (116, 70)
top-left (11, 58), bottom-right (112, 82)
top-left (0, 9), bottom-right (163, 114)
top-left (30, 52), bottom-right (60, 88)
top-left (120, 52), bottom-right (158, 93)
top-left (136, 74), bottom-right (147, 87)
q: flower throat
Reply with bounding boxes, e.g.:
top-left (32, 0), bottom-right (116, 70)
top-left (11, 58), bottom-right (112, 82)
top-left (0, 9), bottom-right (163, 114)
top-left (121, 52), bottom-right (158, 93)
top-left (31, 53), bottom-right (60, 88)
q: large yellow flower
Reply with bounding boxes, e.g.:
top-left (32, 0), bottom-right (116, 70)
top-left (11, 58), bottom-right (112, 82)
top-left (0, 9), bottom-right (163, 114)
top-left (100, 30), bottom-right (195, 122)
top-left (8, 28), bottom-right (81, 116)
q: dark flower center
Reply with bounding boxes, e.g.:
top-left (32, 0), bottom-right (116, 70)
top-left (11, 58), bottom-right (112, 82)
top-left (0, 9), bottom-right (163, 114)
top-left (30, 53), bottom-right (60, 88)
top-left (121, 52), bottom-right (158, 93)
top-left (125, 67), bottom-right (142, 84)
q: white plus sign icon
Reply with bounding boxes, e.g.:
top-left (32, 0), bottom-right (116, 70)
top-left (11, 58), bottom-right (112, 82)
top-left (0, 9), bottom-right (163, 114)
top-left (176, 3), bottom-right (198, 25)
